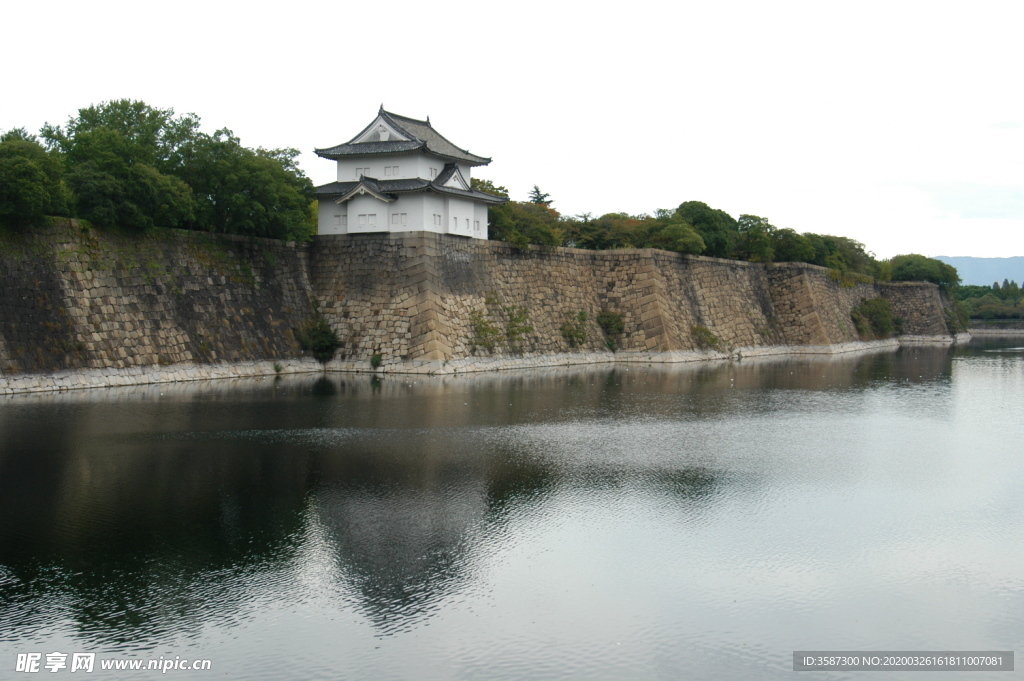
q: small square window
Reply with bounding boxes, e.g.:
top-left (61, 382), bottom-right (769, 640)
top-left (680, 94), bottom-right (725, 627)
top-left (368, 214), bottom-right (377, 225)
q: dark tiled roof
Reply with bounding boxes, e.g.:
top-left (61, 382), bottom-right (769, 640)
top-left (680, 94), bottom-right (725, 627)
top-left (313, 140), bottom-right (423, 158)
top-left (315, 176), bottom-right (507, 205)
top-left (432, 163), bottom-right (463, 188)
top-left (315, 109), bottom-right (492, 166)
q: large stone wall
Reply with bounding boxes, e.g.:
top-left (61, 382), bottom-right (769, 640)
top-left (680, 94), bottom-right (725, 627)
top-left (0, 225), bottom-right (956, 390)
top-left (310, 232), bottom-right (955, 366)
top-left (0, 222), bottom-right (312, 377)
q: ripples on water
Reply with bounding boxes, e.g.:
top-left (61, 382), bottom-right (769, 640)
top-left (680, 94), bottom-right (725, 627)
top-left (0, 340), bottom-right (1022, 679)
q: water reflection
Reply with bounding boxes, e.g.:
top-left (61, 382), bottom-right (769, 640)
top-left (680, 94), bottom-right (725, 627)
top-left (0, 342), bottom-right (1019, 680)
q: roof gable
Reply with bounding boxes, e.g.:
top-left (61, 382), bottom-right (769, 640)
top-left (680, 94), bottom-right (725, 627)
top-left (436, 163), bottom-right (470, 190)
top-left (350, 115), bottom-right (412, 144)
top-left (333, 178), bottom-right (396, 205)
top-left (315, 107), bottom-right (492, 166)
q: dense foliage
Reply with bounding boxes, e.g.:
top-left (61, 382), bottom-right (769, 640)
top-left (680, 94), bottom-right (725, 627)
top-left (475, 183), bottom-right (957, 289)
top-left (0, 136), bottom-right (68, 227)
top-left (1, 100), bottom-right (314, 240)
top-left (889, 254), bottom-right (960, 293)
top-left (955, 280), bottom-right (1023, 319)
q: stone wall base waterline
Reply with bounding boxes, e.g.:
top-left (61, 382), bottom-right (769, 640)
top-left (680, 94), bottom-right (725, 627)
top-left (1, 336), bottom-right (963, 394)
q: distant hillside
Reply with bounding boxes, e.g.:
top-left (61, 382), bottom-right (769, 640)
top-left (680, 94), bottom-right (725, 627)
top-left (934, 256), bottom-right (1024, 286)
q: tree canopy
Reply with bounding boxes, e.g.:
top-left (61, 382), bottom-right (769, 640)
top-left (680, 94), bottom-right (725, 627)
top-left (0, 138), bottom-right (68, 227)
top-left (890, 254), bottom-right (961, 292)
top-left (0, 99), bottom-right (316, 239)
top-left (474, 184), bottom-right (959, 293)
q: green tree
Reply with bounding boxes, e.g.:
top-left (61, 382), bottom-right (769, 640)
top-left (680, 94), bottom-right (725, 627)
top-left (43, 102), bottom-right (196, 230)
top-left (471, 177), bottom-right (509, 198)
top-left (528, 185), bottom-right (551, 206)
top-left (1, 127), bottom-right (39, 144)
top-left (889, 254), bottom-right (960, 293)
top-left (649, 221), bottom-right (706, 255)
top-left (674, 201), bottom-right (737, 258)
top-left (40, 100), bottom-right (314, 238)
top-left (735, 214), bottom-right (776, 262)
top-left (42, 99), bottom-right (199, 172)
top-left (175, 129), bottom-right (313, 240)
top-left (0, 139), bottom-right (67, 227)
top-left (771, 228), bottom-right (816, 263)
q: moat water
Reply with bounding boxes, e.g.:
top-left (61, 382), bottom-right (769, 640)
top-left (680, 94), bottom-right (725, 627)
top-left (1, 339), bottom-right (1022, 680)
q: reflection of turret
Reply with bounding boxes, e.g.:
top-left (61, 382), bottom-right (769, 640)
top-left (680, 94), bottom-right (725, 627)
top-left (309, 430), bottom-right (558, 633)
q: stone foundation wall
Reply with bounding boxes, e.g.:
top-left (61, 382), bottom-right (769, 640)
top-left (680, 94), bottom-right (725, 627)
top-left (311, 233), bottom-right (955, 366)
top-left (0, 222), bottom-right (312, 376)
top-left (1, 226), bottom-right (955, 391)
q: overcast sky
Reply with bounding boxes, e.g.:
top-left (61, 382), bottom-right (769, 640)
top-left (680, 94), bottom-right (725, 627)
top-left (3, 0), bottom-right (1021, 258)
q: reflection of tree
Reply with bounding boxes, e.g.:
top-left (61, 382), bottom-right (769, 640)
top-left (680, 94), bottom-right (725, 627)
top-left (0, 408), bottom-right (312, 646)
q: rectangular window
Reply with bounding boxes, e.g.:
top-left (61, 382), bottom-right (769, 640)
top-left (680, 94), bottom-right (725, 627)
top-left (384, 166), bottom-right (391, 176)
top-left (433, 214), bottom-right (441, 226)
top-left (466, 218), bottom-right (470, 231)
top-left (341, 215), bottom-right (347, 227)
top-left (474, 220), bottom-right (480, 232)
top-left (392, 166), bottom-right (399, 176)
top-left (355, 167), bottom-right (370, 179)
top-left (368, 214), bottom-right (377, 225)
top-left (391, 213), bottom-right (407, 225)
top-left (429, 167), bottom-right (437, 178)
top-left (334, 215), bottom-right (342, 226)
top-left (452, 217), bottom-right (458, 230)
top-left (358, 214), bottom-right (367, 225)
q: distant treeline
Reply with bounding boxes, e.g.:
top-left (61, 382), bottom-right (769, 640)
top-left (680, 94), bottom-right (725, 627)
top-left (956, 280), bottom-right (1024, 319)
top-left (474, 181), bottom-right (960, 291)
top-left (0, 100), bottom-right (315, 240)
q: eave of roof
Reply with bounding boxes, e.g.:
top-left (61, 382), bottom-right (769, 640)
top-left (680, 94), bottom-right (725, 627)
top-left (315, 178), bottom-right (508, 205)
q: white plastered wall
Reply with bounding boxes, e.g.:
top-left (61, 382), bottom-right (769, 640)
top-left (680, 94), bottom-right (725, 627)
top-left (473, 202), bottom-right (489, 240)
top-left (318, 199), bottom-right (348, 235)
top-left (346, 194), bottom-right (390, 233)
top-left (445, 197), bottom-right (476, 238)
top-left (336, 153), bottom-right (461, 182)
top-left (388, 195), bottom-right (425, 232)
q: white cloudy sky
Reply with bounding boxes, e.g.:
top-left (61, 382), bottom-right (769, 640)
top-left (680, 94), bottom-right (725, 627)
top-left (3, 0), bottom-right (1021, 258)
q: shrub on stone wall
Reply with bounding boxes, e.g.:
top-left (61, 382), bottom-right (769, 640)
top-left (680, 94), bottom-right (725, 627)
top-left (597, 310), bottom-right (624, 351)
top-left (850, 298), bottom-right (899, 340)
top-left (504, 305), bottom-right (533, 348)
top-left (560, 311), bottom-right (589, 348)
top-left (470, 309), bottom-right (502, 353)
top-left (295, 308), bottom-right (341, 363)
top-left (690, 325), bottom-right (723, 351)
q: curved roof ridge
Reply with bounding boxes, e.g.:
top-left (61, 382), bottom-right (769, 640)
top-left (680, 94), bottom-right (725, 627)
top-left (315, 108), bottom-right (492, 166)
top-left (380, 109), bottom-right (491, 166)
